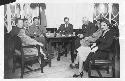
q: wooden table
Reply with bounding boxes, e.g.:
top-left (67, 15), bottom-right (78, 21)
top-left (46, 36), bottom-right (76, 63)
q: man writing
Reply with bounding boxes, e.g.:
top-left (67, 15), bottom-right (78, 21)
top-left (57, 17), bottom-right (73, 36)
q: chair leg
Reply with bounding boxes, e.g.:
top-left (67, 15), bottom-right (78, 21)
top-left (112, 62), bottom-right (115, 78)
top-left (40, 57), bottom-right (44, 73)
top-left (106, 64), bottom-right (110, 74)
top-left (96, 69), bottom-right (102, 78)
top-left (12, 56), bottom-right (16, 73)
top-left (20, 61), bottom-right (24, 78)
top-left (48, 59), bottom-right (51, 67)
top-left (88, 62), bottom-right (91, 78)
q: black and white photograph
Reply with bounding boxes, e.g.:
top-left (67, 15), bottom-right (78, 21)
top-left (2, 0), bottom-right (123, 79)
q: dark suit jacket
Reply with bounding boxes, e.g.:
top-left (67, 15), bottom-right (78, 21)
top-left (57, 23), bottom-right (73, 35)
top-left (110, 25), bottom-right (119, 37)
top-left (7, 26), bottom-right (21, 53)
top-left (27, 24), bottom-right (47, 37)
top-left (84, 29), bottom-right (114, 71)
top-left (96, 29), bottom-right (114, 51)
top-left (82, 22), bottom-right (98, 37)
top-left (9, 26), bottom-right (20, 37)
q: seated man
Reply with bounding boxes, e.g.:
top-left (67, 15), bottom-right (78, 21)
top-left (70, 19), bottom-right (113, 78)
top-left (72, 19), bottom-right (102, 66)
top-left (82, 17), bottom-right (98, 37)
top-left (14, 18), bottom-right (47, 64)
top-left (72, 37), bottom-right (92, 78)
top-left (86, 19), bottom-right (103, 43)
top-left (57, 17), bottom-right (73, 36)
top-left (23, 18), bottom-right (30, 35)
top-left (73, 18), bottom-right (100, 54)
top-left (27, 17), bottom-right (47, 46)
top-left (84, 19), bottom-right (114, 72)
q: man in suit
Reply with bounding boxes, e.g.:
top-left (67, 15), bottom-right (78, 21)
top-left (84, 20), bottom-right (114, 72)
top-left (23, 18), bottom-right (30, 35)
top-left (9, 18), bottom-right (23, 37)
top-left (74, 18), bottom-right (99, 50)
top-left (10, 18), bottom-right (24, 51)
top-left (27, 17), bottom-right (47, 46)
top-left (5, 18), bottom-right (23, 74)
top-left (56, 17), bottom-right (73, 61)
top-left (82, 17), bottom-right (98, 37)
top-left (57, 17), bottom-right (73, 35)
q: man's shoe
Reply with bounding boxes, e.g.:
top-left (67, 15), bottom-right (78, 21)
top-left (57, 57), bottom-right (60, 61)
top-left (73, 71), bottom-right (83, 78)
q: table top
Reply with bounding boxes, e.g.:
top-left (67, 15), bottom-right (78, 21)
top-left (46, 36), bottom-right (76, 43)
top-left (46, 36), bottom-right (76, 39)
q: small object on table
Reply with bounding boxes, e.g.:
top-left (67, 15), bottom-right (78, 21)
top-left (62, 34), bottom-right (65, 37)
top-left (54, 31), bottom-right (56, 37)
top-left (73, 32), bottom-right (76, 36)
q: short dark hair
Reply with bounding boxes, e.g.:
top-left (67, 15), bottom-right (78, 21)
top-left (64, 17), bottom-right (69, 21)
top-left (101, 19), bottom-right (110, 27)
top-left (33, 17), bottom-right (39, 21)
top-left (15, 18), bottom-right (24, 24)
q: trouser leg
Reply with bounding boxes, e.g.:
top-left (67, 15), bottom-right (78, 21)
top-left (74, 54), bottom-right (79, 64)
top-left (79, 56), bottom-right (84, 73)
top-left (84, 52), bottom-right (94, 72)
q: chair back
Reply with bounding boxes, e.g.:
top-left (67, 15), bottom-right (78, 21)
top-left (13, 36), bottom-right (22, 51)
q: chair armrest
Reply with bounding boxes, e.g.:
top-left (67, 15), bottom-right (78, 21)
top-left (95, 60), bottom-right (112, 63)
top-left (22, 45), bottom-right (37, 48)
top-left (90, 60), bottom-right (112, 64)
top-left (22, 45), bottom-right (43, 58)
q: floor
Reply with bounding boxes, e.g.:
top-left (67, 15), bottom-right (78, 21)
top-left (5, 52), bottom-right (113, 79)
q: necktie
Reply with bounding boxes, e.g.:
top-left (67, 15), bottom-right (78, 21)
top-left (66, 24), bottom-right (68, 28)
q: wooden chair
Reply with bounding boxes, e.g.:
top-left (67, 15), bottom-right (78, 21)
top-left (4, 33), bottom-right (15, 78)
top-left (12, 36), bottom-right (45, 78)
top-left (88, 56), bottom-right (115, 78)
top-left (88, 38), bottom-right (117, 78)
